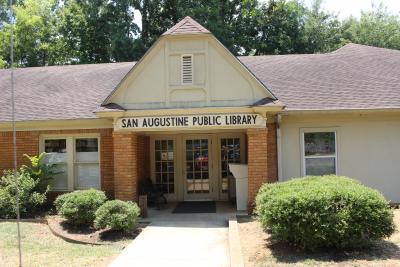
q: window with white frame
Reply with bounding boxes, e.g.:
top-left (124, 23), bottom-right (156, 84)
top-left (303, 131), bottom-right (337, 176)
top-left (42, 136), bottom-right (100, 191)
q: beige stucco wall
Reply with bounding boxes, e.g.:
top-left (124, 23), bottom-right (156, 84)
top-left (107, 35), bottom-right (271, 109)
top-left (280, 111), bottom-right (400, 203)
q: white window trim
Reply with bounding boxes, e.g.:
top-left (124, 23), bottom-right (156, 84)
top-left (181, 54), bottom-right (194, 85)
top-left (300, 128), bottom-right (338, 177)
top-left (40, 134), bottom-right (101, 191)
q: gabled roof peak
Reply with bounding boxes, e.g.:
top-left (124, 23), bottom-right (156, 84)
top-left (162, 16), bottom-right (210, 36)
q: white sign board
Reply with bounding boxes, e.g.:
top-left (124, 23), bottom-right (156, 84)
top-left (115, 113), bottom-right (266, 131)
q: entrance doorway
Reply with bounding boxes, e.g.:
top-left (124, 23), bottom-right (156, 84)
top-left (150, 133), bottom-right (245, 202)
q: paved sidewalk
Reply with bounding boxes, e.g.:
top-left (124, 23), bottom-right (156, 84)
top-left (109, 219), bottom-right (229, 267)
top-left (109, 203), bottom-right (241, 267)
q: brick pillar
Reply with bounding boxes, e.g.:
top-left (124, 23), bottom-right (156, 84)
top-left (113, 132), bottom-right (139, 201)
top-left (247, 123), bottom-right (278, 210)
top-left (247, 128), bottom-right (268, 208)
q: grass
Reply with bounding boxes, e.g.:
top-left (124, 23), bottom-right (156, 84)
top-left (238, 209), bottom-right (400, 267)
top-left (0, 221), bottom-right (133, 267)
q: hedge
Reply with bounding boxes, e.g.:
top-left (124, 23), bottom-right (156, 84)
top-left (255, 175), bottom-right (395, 250)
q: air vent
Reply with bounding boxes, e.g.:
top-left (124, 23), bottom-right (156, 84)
top-left (181, 54), bottom-right (193, 84)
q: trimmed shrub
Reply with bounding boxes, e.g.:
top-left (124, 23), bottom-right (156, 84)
top-left (0, 170), bottom-right (49, 219)
top-left (94, 200), bottom-right (141, 232)
top-left (255, 175), bottom-right (395, 250)
top-left (55, 189), bottom-right (107, 226)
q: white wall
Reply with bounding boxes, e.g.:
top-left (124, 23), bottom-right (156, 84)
top-left (280, 112), bottom-right (400, 203)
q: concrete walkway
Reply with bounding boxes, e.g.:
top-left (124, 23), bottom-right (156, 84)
top-left (109, 203), bottom-right (239, 267)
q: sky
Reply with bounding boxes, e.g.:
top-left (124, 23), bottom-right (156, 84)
top-left (304, 0), bottom-right (400, 19)
top-left (133, 0), bottom-right (400, 29)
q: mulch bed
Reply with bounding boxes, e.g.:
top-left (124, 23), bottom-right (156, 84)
top-left (47, 215), bottom-right (146, 245)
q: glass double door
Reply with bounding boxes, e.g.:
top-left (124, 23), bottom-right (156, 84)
top-left (184, 137), bottom-right (213, 200)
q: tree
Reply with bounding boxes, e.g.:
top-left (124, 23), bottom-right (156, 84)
top-left (255, 0), bottom-right (306, 55)
top-left (0, 0), bottom-right (57, 67)
top-left (133, 0), bottom-right (261, 56)
top-left (57, 0), bottom-right (140, 63)
top-left (302, 0), bottom-right (343, 53)
top-left (341, 3), bottom-right (400, 50)
top-left (1, 0), bottom-right (399, 69)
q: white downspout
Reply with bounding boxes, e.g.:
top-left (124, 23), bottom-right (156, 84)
top-left (276, 114), bottom-right (283, 181)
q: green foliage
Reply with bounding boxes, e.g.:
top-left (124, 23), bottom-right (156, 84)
top-left (23, 153), bottom-right (58, 192)
top-left (0, 170), bottom-right (48, 218)
top-left (94, 200), bottom-right (140, 231)
top-left (255, 175), bottom-right (395, 250)
top-left (341, 3), bottom-right (400, 50)
top-left (54, 189), bottom-right (107, 226)
top-left (0, 0), bottom-right (399, 68)
top-left (0, 153), bottom-right (55, 219)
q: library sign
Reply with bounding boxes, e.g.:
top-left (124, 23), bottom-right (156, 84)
top-left (115, 113), bottom-right (266, 131)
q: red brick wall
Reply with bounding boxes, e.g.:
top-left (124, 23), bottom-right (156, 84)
top-left (0, 131), bottom-right (39, 171)
top-left (0, 129), bottom-right (115, 197)
top-left (246, 123), bottom-right (278, 209)
top-left (113, 133), bottom-right (149, 202)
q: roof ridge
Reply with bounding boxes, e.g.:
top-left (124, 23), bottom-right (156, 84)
top-left (331, 43), bottom-right (400, 54)
top-left (0, 61), bottom-right (136, 72)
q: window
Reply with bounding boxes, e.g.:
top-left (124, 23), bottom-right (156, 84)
top-left (75, 138), bottom-right (100, 189)
top-left (44, 139), bottom-right (68, 190)
top-left (220, 138), bottom-right (241, 194)
top-left (154, 139), bottom-right (174, 194)
top-left (303, 131), bottom-right (337, 176)
top-left (42, 136), bottom-right (100, 191)
top-left (181, 54), bottom-right (193, 84)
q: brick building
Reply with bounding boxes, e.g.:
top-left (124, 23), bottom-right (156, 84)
top-left (1, 17), bottom-right (399, 208)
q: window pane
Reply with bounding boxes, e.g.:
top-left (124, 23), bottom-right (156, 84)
top-left (45, 139), bottom-right (66, 153)
top-left (76, 138), bottom-right (99, 163)
top-left (154, 139), bottom-right (174, 194)
top-left (44, 139), bottom-right (68, 190)
top-left (220, 137), bottom-right (241, 194)
top-left (50, 163), bottom-right (68, 190)
top-left (305, 157), bottom-right (336, 176)
top-left (304, 132), bottom-right (335, 156)
top-left (76, 163), bottom-right (100, 189)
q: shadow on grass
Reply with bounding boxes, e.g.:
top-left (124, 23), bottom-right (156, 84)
top-left (267, 237), bottom-right (400, 264)
top-left (99, 229), bottom-right (140, 242)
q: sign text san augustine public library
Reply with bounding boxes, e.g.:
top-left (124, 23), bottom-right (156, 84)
top-left (115, 114), bottom-right (266, 130)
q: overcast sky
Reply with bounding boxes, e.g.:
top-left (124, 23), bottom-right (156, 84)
top-left (304, 0), bottom-right (400, 19)
top-left (133, 0), bottom-right (400, 29)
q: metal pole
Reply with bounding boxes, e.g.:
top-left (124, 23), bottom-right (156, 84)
top-left (9, 0), bottom-right (22, 266)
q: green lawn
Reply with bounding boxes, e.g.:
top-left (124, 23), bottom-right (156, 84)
top-left (0, 222), bottom-right (132, 267)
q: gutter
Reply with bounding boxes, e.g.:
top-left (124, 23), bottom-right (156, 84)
top-left (276, 114), bottom-right (283, 182)
top-left (281, 108), bottom-right (400, 115)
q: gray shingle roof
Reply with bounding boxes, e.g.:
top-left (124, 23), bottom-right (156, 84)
top-left (239, 43), bottom-right (400, 111)
top-left (162, 16), bottom-right (210, 35)
top-left (0, 43), bottom-right (399, 123)
top-left (0, 62), bottom-right (134, 122)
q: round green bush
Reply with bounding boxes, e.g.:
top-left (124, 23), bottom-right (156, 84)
top-left (94, 200), bottom-right (141, 232)
top-left (54, 189), bottom-right (107, 226)
top-left (255, 175), bottom-right (395, 250)
top-left (94, 200), bottom-right (140, 231)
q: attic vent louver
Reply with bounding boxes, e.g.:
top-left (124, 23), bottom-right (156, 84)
top-left (181, 54), bottom-right (193, 84)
